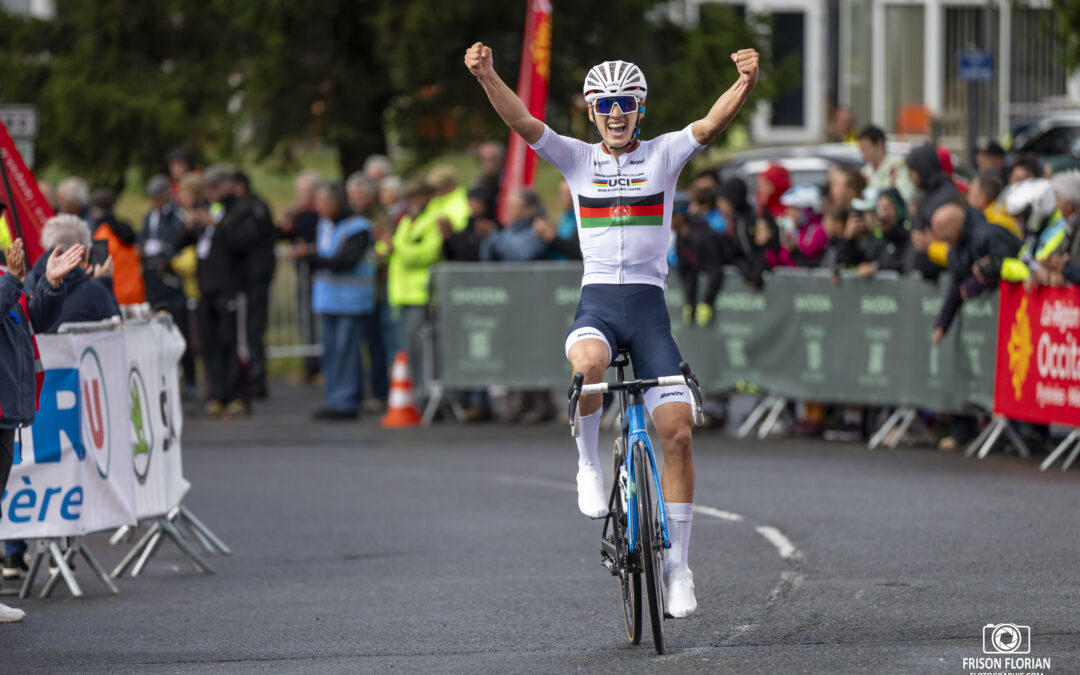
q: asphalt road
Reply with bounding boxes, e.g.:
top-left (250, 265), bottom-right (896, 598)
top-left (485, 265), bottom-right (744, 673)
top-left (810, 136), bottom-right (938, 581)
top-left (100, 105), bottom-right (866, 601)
top-left (2, 383), bottom-right (1079, 674)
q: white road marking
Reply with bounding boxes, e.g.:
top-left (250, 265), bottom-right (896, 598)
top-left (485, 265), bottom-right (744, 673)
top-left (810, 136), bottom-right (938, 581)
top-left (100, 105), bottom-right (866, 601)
top-left (693, 505), bottom-right (744, 521)
top-left (754, 525), bottom-right (801, 560)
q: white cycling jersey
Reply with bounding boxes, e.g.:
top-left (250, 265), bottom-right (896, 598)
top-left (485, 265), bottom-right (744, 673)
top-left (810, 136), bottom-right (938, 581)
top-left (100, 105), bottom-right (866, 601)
top-left (530, 123), bottom-right (704, 288)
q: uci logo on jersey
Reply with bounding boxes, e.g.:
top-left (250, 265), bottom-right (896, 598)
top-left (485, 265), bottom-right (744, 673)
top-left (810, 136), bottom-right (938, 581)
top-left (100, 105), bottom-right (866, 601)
top-left (591, 177), bottom-right (648, 188)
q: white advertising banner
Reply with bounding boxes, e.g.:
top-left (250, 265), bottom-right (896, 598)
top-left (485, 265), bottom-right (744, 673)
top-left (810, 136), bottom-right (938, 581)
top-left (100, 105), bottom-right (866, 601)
top-left (0, 329), bottom-right (137, 539)
top-left (125, 319), bottom-right (190, 519)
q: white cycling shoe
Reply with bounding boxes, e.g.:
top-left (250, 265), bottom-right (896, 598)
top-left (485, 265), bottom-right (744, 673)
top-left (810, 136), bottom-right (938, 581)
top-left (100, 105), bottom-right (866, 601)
top-left (576, 466), bottom-right (609, 519)
top-left (663, 567), bottom-right (697, 618)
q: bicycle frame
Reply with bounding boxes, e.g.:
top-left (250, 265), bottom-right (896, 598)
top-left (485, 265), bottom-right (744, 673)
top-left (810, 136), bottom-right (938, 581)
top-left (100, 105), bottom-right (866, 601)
top-left (621, 392), bottom-right (671, 555)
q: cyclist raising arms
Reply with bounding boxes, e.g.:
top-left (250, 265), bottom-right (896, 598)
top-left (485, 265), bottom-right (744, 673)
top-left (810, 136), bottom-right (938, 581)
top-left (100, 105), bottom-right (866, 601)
top-left (465, 42), bottom-right (758, 618)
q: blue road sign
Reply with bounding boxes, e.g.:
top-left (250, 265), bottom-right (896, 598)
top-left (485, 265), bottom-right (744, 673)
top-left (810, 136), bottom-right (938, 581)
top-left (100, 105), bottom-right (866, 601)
top-left (958, 50), bottom-right (994, 82)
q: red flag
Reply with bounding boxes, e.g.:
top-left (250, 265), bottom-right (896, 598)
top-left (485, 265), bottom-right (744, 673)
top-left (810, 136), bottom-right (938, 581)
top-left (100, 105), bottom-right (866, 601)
top-left (496, 0), bottom-right (553, 225)
top-left (0, 119), bottom-right (53, 264)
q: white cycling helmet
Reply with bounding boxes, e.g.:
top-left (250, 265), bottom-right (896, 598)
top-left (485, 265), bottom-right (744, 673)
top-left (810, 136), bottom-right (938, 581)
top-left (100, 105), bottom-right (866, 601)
top-left (1005, 178), bottom-right (1057, 232)
top-left (582, 60), bottom-right (647, 105)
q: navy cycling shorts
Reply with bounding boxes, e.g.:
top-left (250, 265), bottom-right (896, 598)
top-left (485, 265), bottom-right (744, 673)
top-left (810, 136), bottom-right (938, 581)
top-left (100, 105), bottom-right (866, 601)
top-left (565, 283), bottom-right (684, 382)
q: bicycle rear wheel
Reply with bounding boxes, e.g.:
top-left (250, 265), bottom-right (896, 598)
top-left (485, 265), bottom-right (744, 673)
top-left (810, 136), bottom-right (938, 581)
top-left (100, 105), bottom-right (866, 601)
top-left (611, 438), bottom-right (641, 644)
top-left (634, 440), bottom-right (665, 654)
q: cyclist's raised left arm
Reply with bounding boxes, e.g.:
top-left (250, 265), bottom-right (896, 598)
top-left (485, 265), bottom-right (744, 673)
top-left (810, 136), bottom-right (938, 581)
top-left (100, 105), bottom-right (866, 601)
top-left (465, 42), bottom-right (545, 145)
top-left (690, 49), bottom-right (759, 147)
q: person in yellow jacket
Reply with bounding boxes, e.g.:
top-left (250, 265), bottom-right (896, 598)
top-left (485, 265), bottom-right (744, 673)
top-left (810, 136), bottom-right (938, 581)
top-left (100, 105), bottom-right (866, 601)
top-left (0, 212), bottom-right (12, 254)
top-left (427, 166), bottom-right (471, 236)
top-left (385, 178), bottom-right (442, 403)
top-left (997, 178), bottom-right (1068, 282)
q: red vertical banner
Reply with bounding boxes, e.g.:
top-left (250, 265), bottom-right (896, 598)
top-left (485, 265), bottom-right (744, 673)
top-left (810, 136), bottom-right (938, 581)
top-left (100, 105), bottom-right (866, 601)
top-left (0, 119), bottom-right (53, 264)
top-left (496, 0), bottom-right (553, 225)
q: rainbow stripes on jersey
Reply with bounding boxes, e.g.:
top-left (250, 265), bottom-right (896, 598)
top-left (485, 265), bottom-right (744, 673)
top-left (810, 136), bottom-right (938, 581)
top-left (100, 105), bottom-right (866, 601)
top-left (577, 192), bottom-right (665, 228)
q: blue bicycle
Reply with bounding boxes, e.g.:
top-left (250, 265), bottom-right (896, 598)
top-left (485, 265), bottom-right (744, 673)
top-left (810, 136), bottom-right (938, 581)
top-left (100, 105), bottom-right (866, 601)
top-left (568, 351), bottom-right (704, 654)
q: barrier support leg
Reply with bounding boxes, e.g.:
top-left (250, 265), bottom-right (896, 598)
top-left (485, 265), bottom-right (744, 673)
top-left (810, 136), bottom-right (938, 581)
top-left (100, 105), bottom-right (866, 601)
top-left (886, 409), bottom-right (920, 450)
top-left (421, 382), bottom-right (466, 426)
top-left (737, 396), bottom-right (775, 439)
top-left (1041, 428), bottom-right (1080, 471)
top-left (73, 538), bottom-right (119, 595)
top-left (159, 518), bottom-right (216, 575)
top-left (109, 525), bottom-right (135, 546)
top-left (757, 398), bottom-right (788, 440)
top-left (177, 505), bottom-right (232, 556)
top-left (111, 521), bottom-right (162, 579)
top-left (1000, 421), bottom-right (1030, 459)
top-left (19, 540), bottom-right (48, 599)
top-left (129, 526), bottom-right (164, 577)
top-left (974, 417), bottom-right (1007, 459)
top-left (1062, 442), bottom-right (1080, 471)
top-left (964, 419), bottom-right (997, 458)
top-left (40, 541), bottom-right (81, 599)
top-left (868, 408), bottom-right (904, 450)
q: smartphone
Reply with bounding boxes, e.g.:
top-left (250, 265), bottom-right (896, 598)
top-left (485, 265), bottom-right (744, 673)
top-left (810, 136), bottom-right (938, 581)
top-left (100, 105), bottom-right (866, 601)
top-left (88, 239), bottom-right (109, 267)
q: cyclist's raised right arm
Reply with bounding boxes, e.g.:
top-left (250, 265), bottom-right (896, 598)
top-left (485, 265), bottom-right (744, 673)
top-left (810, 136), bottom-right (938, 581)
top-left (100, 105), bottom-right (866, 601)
top-left (465, 42), bottom-right (544, 145)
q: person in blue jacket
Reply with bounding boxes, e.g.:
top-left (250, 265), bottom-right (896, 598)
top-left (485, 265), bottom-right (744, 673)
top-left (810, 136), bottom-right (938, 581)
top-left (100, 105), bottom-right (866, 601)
top-left (0, 237), bottom-right (84, 623)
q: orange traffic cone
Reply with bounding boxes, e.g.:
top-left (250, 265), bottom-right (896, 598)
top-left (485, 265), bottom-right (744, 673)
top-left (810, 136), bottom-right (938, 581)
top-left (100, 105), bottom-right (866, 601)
top-left (382, 351), bottom-right (422, 427)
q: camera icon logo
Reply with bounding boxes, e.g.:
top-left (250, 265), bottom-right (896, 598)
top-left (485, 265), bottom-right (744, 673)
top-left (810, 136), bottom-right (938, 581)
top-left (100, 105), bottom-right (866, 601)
top-left (983, 623), bottom-right (1030, 654)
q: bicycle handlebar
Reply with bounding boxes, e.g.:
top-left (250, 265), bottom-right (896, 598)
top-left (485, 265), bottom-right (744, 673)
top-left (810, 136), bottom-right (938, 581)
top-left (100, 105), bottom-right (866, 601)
top-left (568, 361), bottom-right (706, 437)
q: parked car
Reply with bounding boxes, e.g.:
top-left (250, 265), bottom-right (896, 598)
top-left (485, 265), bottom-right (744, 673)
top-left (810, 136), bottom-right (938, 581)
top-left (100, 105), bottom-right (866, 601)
top-left (1010, 110), bottom-right (1080, 157)
top-left (712, 142), bottom-right (913, 194)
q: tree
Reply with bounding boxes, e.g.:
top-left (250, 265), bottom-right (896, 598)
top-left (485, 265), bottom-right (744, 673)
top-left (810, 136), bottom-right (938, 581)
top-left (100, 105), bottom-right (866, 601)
top-left (1049, 0), bottom-right (1080, 70)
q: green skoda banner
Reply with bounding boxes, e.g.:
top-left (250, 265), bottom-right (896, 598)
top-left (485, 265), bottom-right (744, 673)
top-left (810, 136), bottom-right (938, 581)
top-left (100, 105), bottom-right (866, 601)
top-left (431, 263), bottom-right (997, 412)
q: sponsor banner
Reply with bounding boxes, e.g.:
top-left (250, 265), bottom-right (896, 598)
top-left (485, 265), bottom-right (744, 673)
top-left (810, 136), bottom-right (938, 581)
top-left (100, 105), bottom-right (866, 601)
top-left (994, 282), bottom-right (1080, 426)
top-left (433, 263), bottom-right (996, 411)
top-left (0, 330), bottom-right (137, 539)
top-left (126, 320), bottom-right (190, 519)
top-left (0, 118), bottom-right (53, 264)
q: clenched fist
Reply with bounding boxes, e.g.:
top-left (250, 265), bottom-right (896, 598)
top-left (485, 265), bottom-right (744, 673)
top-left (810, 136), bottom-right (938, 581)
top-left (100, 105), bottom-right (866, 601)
top-left (731, 48), bottom-right (760, 88)
top-left (464, 42), bottom-right (494, 78)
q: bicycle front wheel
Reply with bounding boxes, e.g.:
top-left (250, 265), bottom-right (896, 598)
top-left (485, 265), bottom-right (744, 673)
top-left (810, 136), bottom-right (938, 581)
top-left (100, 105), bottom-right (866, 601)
top-left (612, 437), bottom-right (641, 644)
top-left (634, 440), bottom-right (666, 654)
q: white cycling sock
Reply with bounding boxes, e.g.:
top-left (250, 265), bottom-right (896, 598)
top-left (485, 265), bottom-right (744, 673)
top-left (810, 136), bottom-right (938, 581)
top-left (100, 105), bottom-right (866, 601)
top-left (575, 408), bottom-right (603, 470)
top-left (664, 502), bottom-right (694, 574)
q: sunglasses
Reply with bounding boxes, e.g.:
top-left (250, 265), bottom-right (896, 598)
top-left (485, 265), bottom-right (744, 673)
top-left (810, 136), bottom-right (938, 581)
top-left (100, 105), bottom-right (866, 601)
top-left (593, 95), bottom-right (638, 116)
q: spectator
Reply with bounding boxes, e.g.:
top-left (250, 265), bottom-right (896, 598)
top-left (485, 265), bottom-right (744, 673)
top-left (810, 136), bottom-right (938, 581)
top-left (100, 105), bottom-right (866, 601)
top-left (533, 184), bottom-right (580, 261)
top-left (139, 175), bottom-right (187, 313)
top-left (554, 179), bottom-right (578, 246)
top-left (175, 166), bottom-right (259, 418)
top-left (828, 164), bottom-right (867, 209)
top-left (37, 180), bottom-right (58, 213)
top-left (856, 187), bottom-right (912, 277)
top-left (717, 177), bottom-right (765, 289)
top-left (857, 125), bottom-right (915, 203)
top-left (480, 188), bottom-right (548, 262)
top-left (1033, 170), bottom-right (1080, 287)
top-left (936, 147), bottom-right (968, 195)
top-left (233, 171), bottom-right (277, 399)
top-left (907, 143), bottom-right (961, 279)
top-left (443, 188), bottom-right (498, 262)
top-left (429, 166), bottom-right (471, 236)
top-left (975, 137), bottom-right (1008, 184)
top-left (967, 170), bottom-right (1021, 239)
top-left (345, 173), bottom-right (390, 412)
top-left (167, 147), bottom-right (195, 197)
top-left (170, 174), bottom-right (205, 397)
top-left (363, 154), bottom-right (393, 188)
top-left (89, 187), bottom-right (146, 305)
top-left (778, 184), bottom-right (828, 267)
top-left (282, 169), bottom-right (322, 385)
top-left (1009, 153), bottom-right (1040, 185)
top-left (690, 184), bottom-right (726, 232)
top-left (56, 176), bottom-right (90, 220)
top-left (379, 175), bottom-right (406, 224)
top-left (1, 238), bottom-right (81, 621)
top-left (997, 178), bottom-right (1068, 283)
top-left (930, 203), bottom-right (1021, 344)
top-left (1045, 156), bottom-right (1080, 178)
top-left (674, 191), bottom-right (724, 325)
top-left (818, 202), bottom-right (865, 277)
top-left (471, 141), bottom-right (505, 218)
top-left (756, 163), bottom-right (792, 219)
top-left (387, 178), bottom-right (443, 404)
top-left (290, 181), bottom-right (382, 419)
top-left (827, 106), bottom-right (857, 143)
